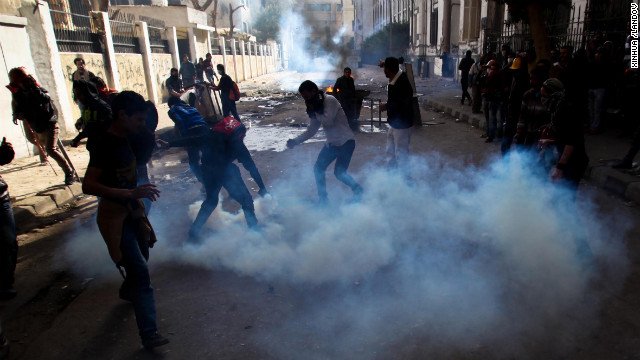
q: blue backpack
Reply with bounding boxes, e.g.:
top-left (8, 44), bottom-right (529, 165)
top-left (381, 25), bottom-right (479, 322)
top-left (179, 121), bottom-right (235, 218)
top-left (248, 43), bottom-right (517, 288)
top-left (169, 104), bottom-right (207, 135)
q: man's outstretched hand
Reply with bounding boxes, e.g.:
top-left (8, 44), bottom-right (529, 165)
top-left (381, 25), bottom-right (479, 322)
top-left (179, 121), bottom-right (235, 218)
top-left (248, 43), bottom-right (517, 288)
top-left (286, 139), bottom-right (297, 149)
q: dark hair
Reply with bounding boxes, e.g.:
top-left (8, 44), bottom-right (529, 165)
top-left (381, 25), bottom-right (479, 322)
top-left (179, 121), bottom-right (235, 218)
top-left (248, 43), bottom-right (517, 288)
top-left (168, 96), bottom-right (185, 107)
top-left (111, 91), bottom-right (147, 122)
top-left (530, 67), bottom-right (548, 82)
top-left (216, 64), bottom-right (225, 71)
top-left (398, 56), bottom-right (404, 64)
top-left (344, 67), bottom-right (351, 72)
top-left (298, 80), bottom-right (318, 93)
top-left (170, 67), bottom-right (178, 73)
top-left (145, 100), bottom-right (158, 132)
top-left (384, 57), bottom-right (400, 73)
top-left (74, 57), bottom-right (85, 65)
top-left (501, 44), bottom-right (511, 50)
top-left (466, 50), bottom-right (472, 56)
top-left (89, 76), bottom-right (106, 89)
top-left (560, 45), bottom-right (574, 53)
top-left (206, 53), bottom-right (211, 57)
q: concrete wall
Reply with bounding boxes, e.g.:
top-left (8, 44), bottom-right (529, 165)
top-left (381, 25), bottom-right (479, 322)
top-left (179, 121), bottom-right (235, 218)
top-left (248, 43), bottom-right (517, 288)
top-left (0, 15), bottom-right (37, 159)
top-left (151, 53), bottom-right (173, 102)
top-left (59, 52), bottom-right (108, 121)
top-left (194, 29), bottom-right (208, 61)
top-left (115, 53), bottom-right (147, 98)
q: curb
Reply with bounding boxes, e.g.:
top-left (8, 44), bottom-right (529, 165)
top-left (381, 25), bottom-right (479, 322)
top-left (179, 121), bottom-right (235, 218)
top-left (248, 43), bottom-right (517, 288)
top-left (421, 97), bottom-right (640, 205)
top-left (12, 182), bottom-right (85, 234)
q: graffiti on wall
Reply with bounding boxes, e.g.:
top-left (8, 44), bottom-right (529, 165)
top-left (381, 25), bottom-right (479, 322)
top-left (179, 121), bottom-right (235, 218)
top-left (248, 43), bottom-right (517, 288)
top-left (116, 54), bottom-right (147, 99)
top-left (151, 54), bottom-right (173, 102)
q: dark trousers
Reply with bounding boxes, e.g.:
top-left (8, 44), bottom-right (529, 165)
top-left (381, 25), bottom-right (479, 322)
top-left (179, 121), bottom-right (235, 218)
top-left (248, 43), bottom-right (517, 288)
top-left (190, 163), bottom-right (257, 238)
top-left (221, 99), bottom-right (241, 122)
top-left (0, 200), bottom-right (17, 292)
top-left (622, 125), bottom-right (640, 165)
top-left (119, 219), bottom-right (157, 339)
top-left (314, 140), bottom-right (361, 201)
top-left (461, 81), bottom-right (471, 103)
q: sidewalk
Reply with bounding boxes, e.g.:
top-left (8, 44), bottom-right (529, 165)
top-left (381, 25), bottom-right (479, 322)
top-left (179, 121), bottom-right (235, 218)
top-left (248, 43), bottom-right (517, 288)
top-left (0, 103), bottom-right (175, 233)
top-left (421, 83), bottom-right (640, 203)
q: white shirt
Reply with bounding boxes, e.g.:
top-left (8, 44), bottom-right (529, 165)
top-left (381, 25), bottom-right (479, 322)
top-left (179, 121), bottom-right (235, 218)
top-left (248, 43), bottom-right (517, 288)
top-left (294, 94), bottom-right (354, 147)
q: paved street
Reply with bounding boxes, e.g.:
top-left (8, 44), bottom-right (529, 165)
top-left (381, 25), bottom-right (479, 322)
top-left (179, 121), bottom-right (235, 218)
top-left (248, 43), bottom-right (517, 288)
top-left (2, 68), bottom-right (640, 360)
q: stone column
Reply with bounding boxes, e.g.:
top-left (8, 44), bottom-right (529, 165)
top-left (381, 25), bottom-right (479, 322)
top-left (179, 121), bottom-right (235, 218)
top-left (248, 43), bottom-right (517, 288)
top-left (187, 27), bottom-right (197, 61)
top-left (260, 45), bottom-right (266, 76)
top-left (166, 26), bottom-right (180, 68)
top-left (253, 42), bottom-right (259, 76)
top-left (247, 41), bottom-right (253, 79)
top-left (19, 0), bottom-right (75, 135)
top-left (92, 11), bottom-right (120, 90)
top-left (230, 38), bottom-right (238, 82)
top-left (135, 21), bottom-right (158, 104)
top-left (220, 37), bottom-right (227, 68)
top-left (240, 40), bottom-right (247, 81)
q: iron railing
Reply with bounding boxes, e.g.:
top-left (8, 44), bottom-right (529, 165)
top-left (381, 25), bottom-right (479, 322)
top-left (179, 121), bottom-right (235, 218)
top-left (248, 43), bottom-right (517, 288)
top-left (49, 0), bottom-right (101, 53)
top-left (109, 10), bottom-right (140, 53)
top-left (140, 15), bottom-right (169, 54)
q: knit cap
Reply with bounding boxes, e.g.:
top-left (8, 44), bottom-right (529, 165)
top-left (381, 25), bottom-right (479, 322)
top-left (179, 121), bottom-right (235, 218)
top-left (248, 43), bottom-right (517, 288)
top-left (542, 78), bottom-right (564, 94)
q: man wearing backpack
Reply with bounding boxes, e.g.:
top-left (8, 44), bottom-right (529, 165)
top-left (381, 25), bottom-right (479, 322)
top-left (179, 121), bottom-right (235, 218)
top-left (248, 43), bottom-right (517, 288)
top-left (7, 68), bottom-right (76, 185)
top-left (212, 64), bottom-right (241, 122)
top-left (167, 97), bottom-right (210, 183)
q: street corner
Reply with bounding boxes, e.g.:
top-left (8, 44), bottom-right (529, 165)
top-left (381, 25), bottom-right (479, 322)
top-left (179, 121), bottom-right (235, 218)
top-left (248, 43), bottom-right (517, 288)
top-left (14, 195), bottom-right (57, 215)
top-left (587, 166), bottom-right (640, 200)
top-left (40, 186), bottom-right (75, 207)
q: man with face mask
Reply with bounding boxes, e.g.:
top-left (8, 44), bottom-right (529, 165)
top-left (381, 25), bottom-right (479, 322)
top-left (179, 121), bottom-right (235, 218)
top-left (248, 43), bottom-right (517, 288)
top-left (166, 68), bottom-right (184, 101)
top-left (286, 80), bottom-right (363, 205)
top-left (212, 64), bottom-right (241, 122)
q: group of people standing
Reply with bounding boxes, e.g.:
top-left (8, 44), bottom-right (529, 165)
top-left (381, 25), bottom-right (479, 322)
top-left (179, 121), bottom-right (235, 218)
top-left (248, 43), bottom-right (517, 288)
top-left (456, 38), bottom-right (637, 194)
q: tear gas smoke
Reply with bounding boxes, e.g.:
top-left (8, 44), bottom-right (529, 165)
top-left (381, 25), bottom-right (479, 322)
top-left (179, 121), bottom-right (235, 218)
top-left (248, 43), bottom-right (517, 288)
top-left (164, 151), bottom-right (629, 358)
top-left (61, 149), bottom-right (629, 358)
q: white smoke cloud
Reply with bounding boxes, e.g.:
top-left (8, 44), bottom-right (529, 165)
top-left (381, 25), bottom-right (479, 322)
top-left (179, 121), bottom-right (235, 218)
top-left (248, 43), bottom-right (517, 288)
top-left (156, 150), bottom-right (628, 358)
top-left (60, 149), bottom-right (630, 358)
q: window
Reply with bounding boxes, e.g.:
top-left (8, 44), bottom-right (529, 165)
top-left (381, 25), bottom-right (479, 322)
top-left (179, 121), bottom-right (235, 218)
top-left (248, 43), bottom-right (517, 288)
top-left (305, 3), bottom-right (331, 11)
top-left (463, 0), bottom-right (481, 40)
top-left (430, 8), bottom-right (438, 46)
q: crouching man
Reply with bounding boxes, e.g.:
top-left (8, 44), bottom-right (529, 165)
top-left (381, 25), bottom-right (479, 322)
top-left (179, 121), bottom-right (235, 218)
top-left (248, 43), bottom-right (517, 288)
top-left (82, 91), bottom-right (169, 350)
top-left (169, 115), bottom-right (268, 242)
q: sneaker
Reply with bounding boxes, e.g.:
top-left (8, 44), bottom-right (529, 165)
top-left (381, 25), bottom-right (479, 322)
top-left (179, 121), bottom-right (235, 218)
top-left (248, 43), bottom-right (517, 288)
top-left (118, 282), bottom-right (132, 302)
top-left (142, 332), bottom-right (170, 350)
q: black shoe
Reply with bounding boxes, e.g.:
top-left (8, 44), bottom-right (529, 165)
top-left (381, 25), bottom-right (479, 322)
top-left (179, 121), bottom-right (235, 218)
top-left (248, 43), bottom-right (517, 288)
top-left (142, 332), bottom-right (170, 350)
top-left (484, 137), bottom-right (494, 143)
top-left (64, 172), bottom-right (75, 185)
top-left (118, 283), bottom-right (132, 302)
top-left (0, 287), bottom-right (17, 301)
top-left (612, 161), bottom-right (633, 170)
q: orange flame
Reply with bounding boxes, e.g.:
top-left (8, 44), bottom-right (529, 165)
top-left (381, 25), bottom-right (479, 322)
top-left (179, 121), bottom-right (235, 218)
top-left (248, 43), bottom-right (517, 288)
top-left (326, 86), bottom-right (339, 93)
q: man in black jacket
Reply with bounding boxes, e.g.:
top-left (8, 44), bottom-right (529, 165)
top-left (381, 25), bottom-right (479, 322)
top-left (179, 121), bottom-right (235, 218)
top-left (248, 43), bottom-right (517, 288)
top-left (8, 67), bottom-right (75, 185)
top-left (334, 67), bottom-right (358, 131)
top-left (379, 57), bottom-right (414, 170)
top-left (458, 50), bottom-right (474, 105)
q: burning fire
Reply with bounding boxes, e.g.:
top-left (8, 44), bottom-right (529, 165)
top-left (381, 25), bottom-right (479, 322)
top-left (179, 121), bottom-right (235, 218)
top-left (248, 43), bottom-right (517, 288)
top-left (326, 86), bottom-right (339, 93)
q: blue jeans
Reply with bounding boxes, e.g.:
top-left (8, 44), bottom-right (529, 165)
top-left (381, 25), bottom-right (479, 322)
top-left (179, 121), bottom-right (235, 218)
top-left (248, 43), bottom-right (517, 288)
top-left (588, 88), bottom-right (606, 131)
top-left (120, 219), bottom-right (157, 339)
top-left (314, 140), bottom-right (361, 201)
top-left (0, 200), bottom-right (17, 291)
top-left (489, 100), bottom-right (506, 139)
top-left (221, 99), bottom-right (241, 122)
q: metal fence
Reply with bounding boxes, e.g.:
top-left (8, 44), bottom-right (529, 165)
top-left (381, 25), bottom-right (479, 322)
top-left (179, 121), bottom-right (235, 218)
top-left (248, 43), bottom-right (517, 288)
top-left (483, 0), bottom-right (631, 56)
top-left (139, 15), bottom-right (170, 54)
top-left (49, 0), bottom-right (101, 53)
top-left (109, 10), bottom-right (140, 53)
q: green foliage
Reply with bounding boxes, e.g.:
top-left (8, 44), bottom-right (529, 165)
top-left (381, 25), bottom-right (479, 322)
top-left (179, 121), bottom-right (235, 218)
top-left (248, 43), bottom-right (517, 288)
top-left (360, 22), bottom-right (410, 65)
top-left (253, 3), bottom-right (285, 43)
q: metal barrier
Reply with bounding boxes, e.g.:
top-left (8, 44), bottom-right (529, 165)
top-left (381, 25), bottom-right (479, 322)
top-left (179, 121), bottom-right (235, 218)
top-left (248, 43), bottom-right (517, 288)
top-left (49, 0), bottom-right (101, 53)
top-left (109, 10), bottom-right (140, 54)
top-left (140, 15), bottom-right (170, 54)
